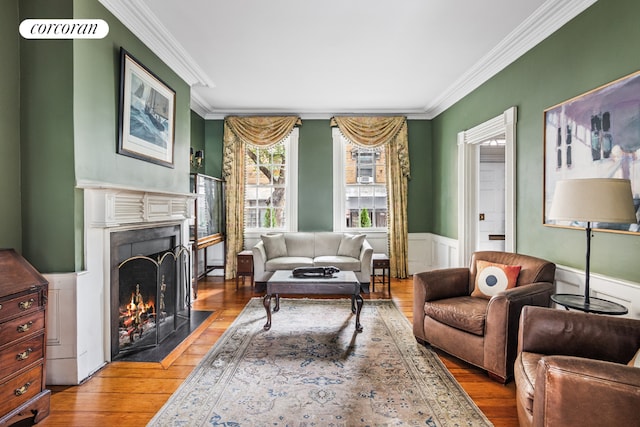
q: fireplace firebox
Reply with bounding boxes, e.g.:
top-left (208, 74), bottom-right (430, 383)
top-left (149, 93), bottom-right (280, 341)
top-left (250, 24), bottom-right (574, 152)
top-left (110, 225), bottom-right (190, 359)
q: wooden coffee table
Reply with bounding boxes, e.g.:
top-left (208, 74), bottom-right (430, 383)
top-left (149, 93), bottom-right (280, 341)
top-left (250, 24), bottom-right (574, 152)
top-left (263, 270), bottom-right (363, 332)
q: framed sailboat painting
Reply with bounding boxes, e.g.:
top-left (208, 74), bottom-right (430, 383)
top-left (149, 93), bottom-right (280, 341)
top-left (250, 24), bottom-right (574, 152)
top-left (118, 48), bottom-right (176, 168)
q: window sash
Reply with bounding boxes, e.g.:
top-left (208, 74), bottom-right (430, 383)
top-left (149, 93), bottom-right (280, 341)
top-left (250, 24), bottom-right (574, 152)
top-left (244, 129), bottom-right (298, 233)
top-left (332, 128), bottom-right (388, 232)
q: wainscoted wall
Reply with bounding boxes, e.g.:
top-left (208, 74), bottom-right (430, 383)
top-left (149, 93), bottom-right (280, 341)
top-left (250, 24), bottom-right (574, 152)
top-left (415, 233), bottom-right (640, 320)
top-left (554, 267), bottom-right (640, 319)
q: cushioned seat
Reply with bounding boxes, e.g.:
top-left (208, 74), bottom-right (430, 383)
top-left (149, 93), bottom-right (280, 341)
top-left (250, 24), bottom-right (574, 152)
top-left (413, 251), bottom-right (556, 383)
top-left (424, 296), bottom-right (488, 336)
top-left (265, 257), bottom-right (314, 270)
top-left (514, 305), bottom-right (640, 427)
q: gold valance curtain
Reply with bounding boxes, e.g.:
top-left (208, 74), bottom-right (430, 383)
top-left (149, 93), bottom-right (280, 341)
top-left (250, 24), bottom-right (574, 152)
top-left (331, 116), bottom-right (411, 278)
top-left (222, 116), bottom-right (301, 279)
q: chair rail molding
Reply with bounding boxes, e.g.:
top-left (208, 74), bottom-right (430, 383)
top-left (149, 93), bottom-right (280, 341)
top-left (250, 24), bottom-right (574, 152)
top-left (554, 265), bottom-right (640, 319)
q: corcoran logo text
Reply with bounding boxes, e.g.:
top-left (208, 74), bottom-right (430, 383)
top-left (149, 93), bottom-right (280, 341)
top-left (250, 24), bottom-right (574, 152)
top-left (20, 19), bottom-right (109, 39)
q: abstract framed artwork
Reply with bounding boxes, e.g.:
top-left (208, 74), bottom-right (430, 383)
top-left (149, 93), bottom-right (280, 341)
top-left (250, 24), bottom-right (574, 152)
top-left (118, 48), bottom-right (175, 168)
top-left (543, 70), bottom-right (640, 233)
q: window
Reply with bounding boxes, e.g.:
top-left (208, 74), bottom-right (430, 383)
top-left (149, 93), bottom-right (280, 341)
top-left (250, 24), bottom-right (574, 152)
top-left (333, 128), bottom-right (388, 231)
top-left (244, 129), bottom-right (298, 232)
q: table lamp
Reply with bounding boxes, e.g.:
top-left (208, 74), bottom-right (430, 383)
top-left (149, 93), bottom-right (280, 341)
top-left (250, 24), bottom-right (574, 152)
top-left (548, 178), bottom-right (636, 313)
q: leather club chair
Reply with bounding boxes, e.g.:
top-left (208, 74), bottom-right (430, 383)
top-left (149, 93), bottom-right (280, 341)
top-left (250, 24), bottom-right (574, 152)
top-left (413, 251), bottom-right (556, 383)
top-left (514, 305), bottom-right (640, 427)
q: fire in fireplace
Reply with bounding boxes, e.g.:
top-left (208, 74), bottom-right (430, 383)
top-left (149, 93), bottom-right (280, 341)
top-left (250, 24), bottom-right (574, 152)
top-left (110, 225), bottom-right (190, 359)
top-left (119, 282), bottom-right (156, 348)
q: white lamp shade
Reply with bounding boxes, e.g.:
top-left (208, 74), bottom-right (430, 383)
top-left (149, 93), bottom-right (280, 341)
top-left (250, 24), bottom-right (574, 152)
top-left (549, 178), bottom-right (637, 224)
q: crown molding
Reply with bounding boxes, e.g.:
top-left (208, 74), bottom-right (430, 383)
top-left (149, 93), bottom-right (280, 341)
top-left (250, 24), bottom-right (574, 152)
top-left (423, 0), bottom-right (597, 118)
top-left (202, 110), bottom-right (431, 120)
top-left (101, 0), bottom-right (595, 119)
top-left (99, 0), bottom-right (214, 88)
top-left (190, 90), bottom-right (213, 118)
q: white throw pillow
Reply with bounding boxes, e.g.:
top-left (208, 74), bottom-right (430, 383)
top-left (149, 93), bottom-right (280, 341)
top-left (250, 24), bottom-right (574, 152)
top-left (261, 234), bottom-right (287, 260)
top-left (337, 234), bottom-right (365, 259)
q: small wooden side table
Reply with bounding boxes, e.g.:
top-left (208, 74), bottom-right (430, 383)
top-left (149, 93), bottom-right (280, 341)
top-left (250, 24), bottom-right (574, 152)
top-left (371, 253), bottom-right (390, 294)
top-left (236, 250), bottom-right (254, 289)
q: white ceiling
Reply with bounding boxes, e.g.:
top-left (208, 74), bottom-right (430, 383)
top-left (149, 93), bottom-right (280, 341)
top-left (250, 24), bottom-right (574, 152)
top-left (99, 0), bottom-right (596, 119)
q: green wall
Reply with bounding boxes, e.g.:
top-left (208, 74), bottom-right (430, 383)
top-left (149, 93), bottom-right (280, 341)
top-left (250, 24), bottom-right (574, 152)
top-left (0, 0), bottom-right (22, 251)
top-left (298, 120), bottom-right (334, 231)
top-left (11, 0), bottom-right (193, 272)
top-left (432, 0), bottom-right (640, 283)
top-left (190, 111), bottom-right (205, 174)
top-left (73, 0), bottom-right (191, 194)
top-left (20, 0), bottom-right (76, 272)
top-left (204, 119), bottom-right (224, 178)
top-left (202, 118), bottom-right (433, 233)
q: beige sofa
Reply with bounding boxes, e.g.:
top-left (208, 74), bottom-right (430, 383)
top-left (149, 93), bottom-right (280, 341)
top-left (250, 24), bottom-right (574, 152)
top-left (252, 232), bottom-right (373, 284)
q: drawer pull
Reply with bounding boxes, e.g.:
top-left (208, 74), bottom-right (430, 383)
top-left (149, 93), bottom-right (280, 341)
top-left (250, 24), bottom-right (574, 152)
top-left (17, 348), bottom-right (33, 361)
top-left (17, 321), bottom-right (33, 333)
top-left (19, 298), bottom-right (35, 310)
top-left (14, 382), bottom-right (32, 396)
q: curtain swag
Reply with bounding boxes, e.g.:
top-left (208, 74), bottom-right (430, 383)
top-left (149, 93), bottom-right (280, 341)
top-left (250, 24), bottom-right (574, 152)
top-left (222, 116), bottom-right (302, 280)
top-left (331, 116), bottom-right (410, 179)
top-left (331, 116), bottom-right (411, 279)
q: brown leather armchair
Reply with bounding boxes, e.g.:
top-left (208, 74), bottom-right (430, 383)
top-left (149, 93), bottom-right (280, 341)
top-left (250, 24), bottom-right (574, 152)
top-left (413, 251), bottom-right (556, 383)
top-left (514, 305), bottom-right (640, 427)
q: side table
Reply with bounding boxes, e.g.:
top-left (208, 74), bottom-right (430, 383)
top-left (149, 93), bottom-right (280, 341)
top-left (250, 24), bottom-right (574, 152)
top-left (551, 293), bottom-right (628, 315)
top-left (236, 250), bottom-right (254, 289)
top-left (371, 253), bottom-right (390, 294)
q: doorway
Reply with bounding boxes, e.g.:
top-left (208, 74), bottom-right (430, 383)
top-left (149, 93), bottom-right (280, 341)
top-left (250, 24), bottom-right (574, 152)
top-left (478, 141), bottom-right (506, 251)
top-left (457, 106), bottom-right (517, 266)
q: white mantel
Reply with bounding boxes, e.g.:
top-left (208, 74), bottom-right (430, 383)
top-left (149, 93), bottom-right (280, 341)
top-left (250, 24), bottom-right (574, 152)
top-left (45, 182), bottom-right (194, 385)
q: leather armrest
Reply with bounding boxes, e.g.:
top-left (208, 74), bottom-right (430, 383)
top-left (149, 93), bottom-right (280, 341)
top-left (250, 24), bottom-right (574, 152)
top-left (483, 282), bottom-right (554, 380)
top-left (533, 355), bottom-right (640, 427)
top-left (412, 267), bottom-right (470, 343)
top-left (413, 268), bottom-right (470, 302)
top-left (517, 305), bottom-right (640, 363)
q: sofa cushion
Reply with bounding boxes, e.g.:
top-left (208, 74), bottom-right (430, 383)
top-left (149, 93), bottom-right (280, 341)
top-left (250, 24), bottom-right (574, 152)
top-left (261, 234), bottom-right (287, 260)
top-left (337, 233), bottom-right (366, 258)
top-left (284, 233), bottom-right (315, 258)
top-left (313, 232), bottom-right (343, 257)
top-left (314, 256), bottom-right (361, 272)
top-left (472, 260), bottom-right (521, 299)
top-left (265, 257), bottom-right (314, 271)
top-left (424, 296), bottom-right (488, 336)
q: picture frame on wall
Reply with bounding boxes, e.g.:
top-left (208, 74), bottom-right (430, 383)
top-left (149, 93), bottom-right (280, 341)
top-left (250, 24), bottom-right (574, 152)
top-left (543, 70), bottom-right (640, 234)
top-left (117, 48), bottom-right (175, 168)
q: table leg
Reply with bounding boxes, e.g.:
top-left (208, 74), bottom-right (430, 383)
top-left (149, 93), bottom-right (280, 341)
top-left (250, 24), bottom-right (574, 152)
top-left (350, 295), bottom-right (356, 314)
top-left (354, 294), bottom-right (363, 333)
top-left (263, 294), bottom-right (272, 331)
top-left (274, 294), bottom-right (280, 312)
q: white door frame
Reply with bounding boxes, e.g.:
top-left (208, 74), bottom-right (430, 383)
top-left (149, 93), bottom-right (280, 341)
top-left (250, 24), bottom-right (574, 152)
top-left (457, 106), bottom-right (517, 267)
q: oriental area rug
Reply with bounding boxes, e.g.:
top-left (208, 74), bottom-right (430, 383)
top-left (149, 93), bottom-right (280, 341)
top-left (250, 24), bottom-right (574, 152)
top-left (148, 298), bottom-right (493, 427)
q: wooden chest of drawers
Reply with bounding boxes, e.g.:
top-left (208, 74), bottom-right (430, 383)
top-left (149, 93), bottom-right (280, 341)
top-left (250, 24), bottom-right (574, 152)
top-left (0, 249), bottom-right (50, 426)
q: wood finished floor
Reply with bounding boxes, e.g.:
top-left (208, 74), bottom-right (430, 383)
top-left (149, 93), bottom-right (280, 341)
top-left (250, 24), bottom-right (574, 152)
top-left (42, 276), bottom-right (518, 427)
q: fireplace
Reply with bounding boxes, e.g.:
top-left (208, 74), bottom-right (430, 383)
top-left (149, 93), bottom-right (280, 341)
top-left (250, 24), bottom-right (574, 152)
top-left (110, 225), bottom-right (190, 360)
